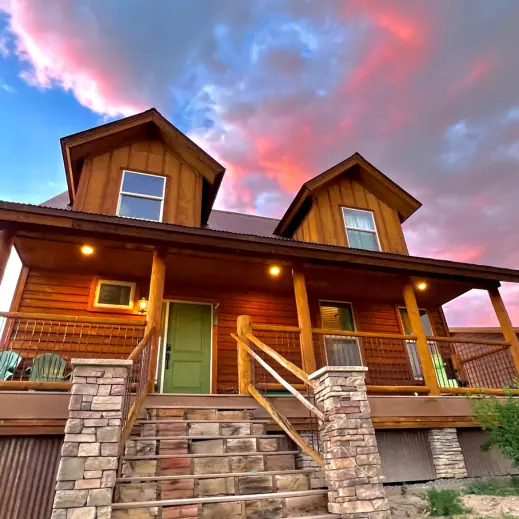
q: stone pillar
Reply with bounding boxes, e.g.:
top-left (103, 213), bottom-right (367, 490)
top-left (428, 428), bottom-right (468, 479)
top-left (310, 366), bottom-right (390, 519)
top-left (51, 359), bottom-right (132, 519)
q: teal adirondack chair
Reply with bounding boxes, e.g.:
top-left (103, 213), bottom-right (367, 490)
top-left (0, 351), bottom-right (21, 380)
top-left (27, 353), bottom-right (69, 382)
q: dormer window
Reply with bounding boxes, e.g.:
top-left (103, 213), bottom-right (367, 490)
top-left (342, 207), bottom-right (381, 252)
top-left (117, 170), bottom-right (166, 222)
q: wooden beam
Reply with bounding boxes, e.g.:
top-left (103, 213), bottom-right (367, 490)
top-left (248, 385), bottom-right (324, 466)
top-left (147, 248), bottom-right (167, 392)
top-left (403, 283), bottom-right (440, 396)
top-left (0, 230), bottom-right (13, 286)
top-left (0, 381), bottom-right (72, 391)
top-left (488, 286), bottom-right (519, 374)
top-left (292, 269), bottom-right (317, 374)
top-left (237, 315), bottom-right (252, 395)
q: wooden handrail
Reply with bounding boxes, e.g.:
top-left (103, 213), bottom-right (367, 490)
top-left (128, 327), bottom-right (155, 361)
top-left (248, 385), bottom-right (324, 466)
top-left (312, 328), bottom-right (416, 341)
top-left (237, 333), bottom-right (310, 387)
top-left (237, 338), bottom-right (325, 422)
top-left (426, 335), bottom-right (510, 347)
top-left (440, 387), bottom-right (519, 396)
top-left (252, 324), bottom-right (301, 333)
top-left (0, 311), bottom-right (146, 327)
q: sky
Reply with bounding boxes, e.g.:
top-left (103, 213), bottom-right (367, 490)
top-left (0, 0), bottom-right (519, 327)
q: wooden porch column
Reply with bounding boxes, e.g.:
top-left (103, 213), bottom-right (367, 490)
top-left (403, 283), bottom-right (440, 396)
top-left (292, 269), bottom-right (317, 374)
top-left (0, 230), bottom-right (14, 286)
top-left (147, 248), bottom-right (167, 392)
top-left (488, 286), bottom-right (519, 373)
top-left (237, 315), bottom-right (252, 395)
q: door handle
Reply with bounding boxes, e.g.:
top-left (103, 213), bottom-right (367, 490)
top-left (165, 343), bottom-right (171, 369)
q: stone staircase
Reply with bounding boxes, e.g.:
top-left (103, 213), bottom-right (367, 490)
top-left (112, 404), bottom-right (337, 519)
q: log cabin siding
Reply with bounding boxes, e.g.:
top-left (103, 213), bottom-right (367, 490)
top-left (292, 177), bottom-right (408, 255)
top-left (73, 137), bottom-right (203, 227)
top-left (16, 269), bottom-right (447, 392)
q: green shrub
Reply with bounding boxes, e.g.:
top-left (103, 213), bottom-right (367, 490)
top-left (465, 478), bottom-right (519, 496)
top-left (427, 489), bottom-right (467, 516)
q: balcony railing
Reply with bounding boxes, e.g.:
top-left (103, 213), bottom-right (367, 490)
top-left (0, 312), bottom-right (146, 389)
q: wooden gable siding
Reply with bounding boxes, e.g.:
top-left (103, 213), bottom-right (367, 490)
top-left (292, 177), bottom-right (408, 255)
top-left (73, 138), bottom-right (203, 227)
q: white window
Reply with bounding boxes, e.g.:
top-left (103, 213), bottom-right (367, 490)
top-left (398, 307), bottom-right (434, 379)
top-left (320, 301), bottom-right (362, 366)
top-left (94, 280), bottom-right (136, 309)
top-left (342, 208), bottom-right (381, 252)
top-left (117, 170), bottom-right (166, 222)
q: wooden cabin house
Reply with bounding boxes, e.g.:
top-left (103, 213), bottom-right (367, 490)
top-left (1, 109), bottom-right (519, 518)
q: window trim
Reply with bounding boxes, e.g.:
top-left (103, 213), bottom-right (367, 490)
top-left (341, 206), bottom-right (382, 252)
top-left (93, 279), bottom-right (136, 310)
top-left (318, 300), bottom-right (364, 366)
top-left (117, 170), bottom-right (167, 222)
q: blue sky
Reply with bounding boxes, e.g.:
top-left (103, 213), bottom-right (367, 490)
top-left (1, 1), bottom-right (519, 325)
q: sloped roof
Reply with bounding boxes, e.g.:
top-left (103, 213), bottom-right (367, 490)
top-left (274, 152), bottom-right (422, 236)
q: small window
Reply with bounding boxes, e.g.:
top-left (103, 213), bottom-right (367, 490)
top-left (320, 301), bottom-right (362, 366)
top-left (342, 208), bottom-right (381, 252)
top-left (117, 170), bottom-right (166, 222)
top-left (398, 307), bottom-right (434, 379)
top-left (94, 280), bottom-right (136, 309)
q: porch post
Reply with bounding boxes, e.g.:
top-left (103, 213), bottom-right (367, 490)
top-left (0, 229), bottom-right (14, 286)
top-left (402, 283), bottom-right (440, 396)
top-left (237, 315), bottom-right (252, 395)
top-left (147, 248), bottom-right (167, 393)
top-left (488, 286), bottom-right (519, 373)
top-left (292, 269), bottom-right (317, 374)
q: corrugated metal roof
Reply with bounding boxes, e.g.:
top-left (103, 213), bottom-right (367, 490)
top-left (40, 192), bottom-right (72, 211)
top-left (0, 436), bottom-right (62, 518)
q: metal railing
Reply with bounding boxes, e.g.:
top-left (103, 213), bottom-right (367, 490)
top-left (0, 312), bottom-right (145, 388)
top-left (120, 326), bottom-right (155, 455)
top-left (426, 336), bottom-right (518, 392)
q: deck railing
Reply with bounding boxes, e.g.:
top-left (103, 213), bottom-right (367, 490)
top-left (0, 312), bottom-right (146, 389)
top-left (426, 336), bottom-right (518, 393)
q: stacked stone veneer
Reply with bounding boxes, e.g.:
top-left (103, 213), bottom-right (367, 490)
top-left (51, 359), bottom-right (132, 519)
top-left (295, 431), bottom-right (326, 489)
top-left (310, 366), bottom-right (390, 519)
top-left (428, 428), bottom-right (468, 479)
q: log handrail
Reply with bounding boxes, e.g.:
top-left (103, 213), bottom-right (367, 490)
top-left (235, 336), bottom-right (325, 422)
top-left (248, 385), bottom-right (324, 466)
top-left (312, 328), bottom-right (417, 341)
top-left (0, 311), bottom-right (147, 327)
top-left (243, 333), bottom-right (311, 387)
top-left (252, 324), bottom-right (301, 333)
top-left (128, 327), bottom-right (155, 361)
top-left (426, 335), bottom-right (510, 347)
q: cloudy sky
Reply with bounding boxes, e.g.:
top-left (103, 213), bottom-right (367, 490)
top-left (0, 0), bottom-right (519, 326)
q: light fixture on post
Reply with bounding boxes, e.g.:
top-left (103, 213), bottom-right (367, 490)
top-left (137, 297), bottom-right (148, 314)
top-left (81, 244), bottom-right (95, 256)
top-left (416, 281), bottom-right (427, 291)
top-left (269, 265), bottom-right (281, 277)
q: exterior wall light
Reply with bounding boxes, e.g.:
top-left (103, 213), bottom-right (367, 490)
top-left (416, 281), bottom-right (427, 291)
top-left (81, 245), bottom-right (95, 256)
top-left (137, 297), bottom-right (148, 314)
top-left (269, 265), bottom-right (281, 277)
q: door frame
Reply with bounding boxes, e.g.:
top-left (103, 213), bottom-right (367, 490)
top-left (158, 299), bottom-right (214, 394)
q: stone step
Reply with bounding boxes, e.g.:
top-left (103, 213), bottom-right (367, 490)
top-left (123, 450), bottom-right (300, 460)
top-left (112, 488), bottom-right (329, 512)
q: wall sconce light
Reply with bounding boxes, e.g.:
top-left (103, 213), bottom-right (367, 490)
top-left (137, 297), bottom-right (148, 314)
top-left (81, 244), bottom-right (95, 256)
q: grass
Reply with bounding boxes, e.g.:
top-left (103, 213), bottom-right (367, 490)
top-left (427, 489), bottom-right (468, 516)
top-left (465, 477), bottom-right (519, 497)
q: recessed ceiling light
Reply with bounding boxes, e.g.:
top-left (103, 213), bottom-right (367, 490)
top-left (269, 265), bottom-right (281, 277)
top-left (81, 245), bottom-right (95, 256)
top-left (416, 281), bottom-right (427, 291)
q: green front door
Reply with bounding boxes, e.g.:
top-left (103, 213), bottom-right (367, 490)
top-left (162, 302), bottom-right (212, 394)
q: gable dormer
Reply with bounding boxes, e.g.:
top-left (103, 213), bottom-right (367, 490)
top-left (274, 153), bottom-right (421, 255)
top-left (61, 109), bottom-right (225, 227)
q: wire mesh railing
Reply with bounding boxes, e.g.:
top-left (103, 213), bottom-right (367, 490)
top-left (426, 336), bottom-right (517, 390)
top-left (0, 312), bottom-right (145, 385)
